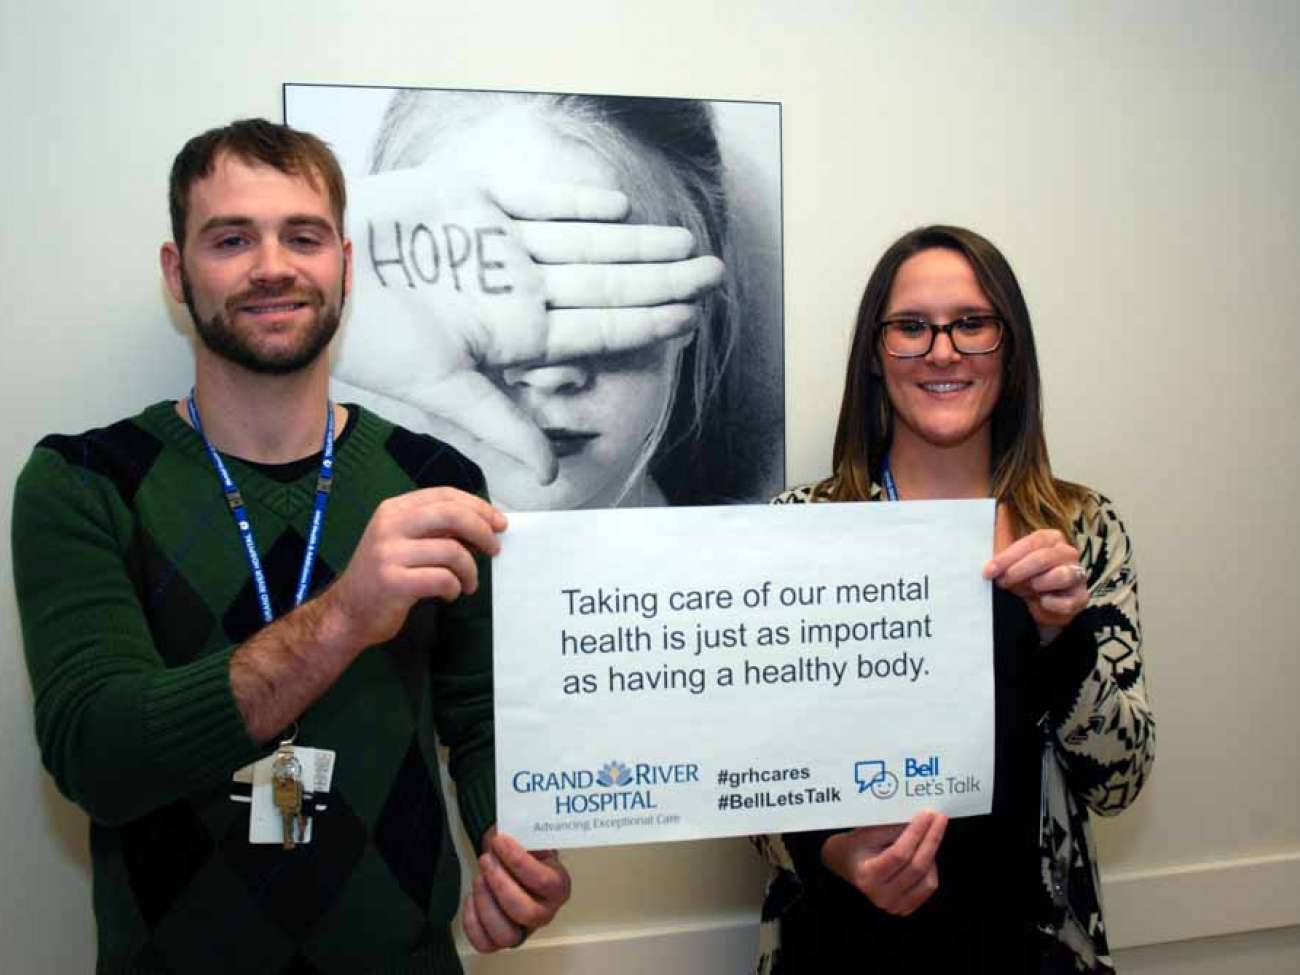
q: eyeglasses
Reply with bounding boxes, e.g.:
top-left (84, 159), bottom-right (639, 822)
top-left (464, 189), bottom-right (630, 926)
top-left (878, 315), bottom-right (1004, 358)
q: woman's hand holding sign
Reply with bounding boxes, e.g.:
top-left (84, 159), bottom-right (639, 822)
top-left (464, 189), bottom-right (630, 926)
top-left (821, 810), bottom-right (949, 915)
top-left (985, 507), bottom-right (1089, 644)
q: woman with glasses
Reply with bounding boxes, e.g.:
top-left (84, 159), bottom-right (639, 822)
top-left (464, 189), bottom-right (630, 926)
top-left (754, 226), bottom-right (1154, 973)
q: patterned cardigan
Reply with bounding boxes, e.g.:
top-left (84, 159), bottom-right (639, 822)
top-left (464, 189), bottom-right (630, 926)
top-left (753, 481), bottom-right (1155, 973)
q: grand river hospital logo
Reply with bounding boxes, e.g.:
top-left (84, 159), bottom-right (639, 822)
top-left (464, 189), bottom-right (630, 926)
top-left (854, 760), bottom-right (899, 799)
top-left (597, 761), bottom-right (632, 787)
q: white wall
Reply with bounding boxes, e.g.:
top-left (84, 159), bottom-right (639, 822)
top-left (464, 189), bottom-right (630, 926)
top-left (2, 0), bottom-right (1298, 970)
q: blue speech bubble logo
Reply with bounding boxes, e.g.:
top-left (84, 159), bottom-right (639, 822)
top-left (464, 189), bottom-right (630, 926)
top-left (854, 760), bottom-right (885, 793)
top-left (854, 760), bottom-right (899, 799)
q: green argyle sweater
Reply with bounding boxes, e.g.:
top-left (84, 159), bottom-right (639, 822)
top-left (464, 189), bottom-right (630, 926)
top-left (13, 402), bottom-right (496, 974)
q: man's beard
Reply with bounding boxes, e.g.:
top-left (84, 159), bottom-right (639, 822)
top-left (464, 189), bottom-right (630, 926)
top-left (182, 270), bottom-right (345, 376)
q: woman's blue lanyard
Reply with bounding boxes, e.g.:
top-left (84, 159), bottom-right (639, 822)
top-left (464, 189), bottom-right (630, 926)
top-left (186, 393), bottom-right (336, 625)
top-left (881, 454), bottom-right (900, 501)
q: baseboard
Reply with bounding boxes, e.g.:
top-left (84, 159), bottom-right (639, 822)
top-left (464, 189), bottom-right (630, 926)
top-left (462, 851), bottom-right (1300, 972)
top-left (462, 916), bottom-right (759, 974)
top-left (1103, 851), bottom-right (1300, 948)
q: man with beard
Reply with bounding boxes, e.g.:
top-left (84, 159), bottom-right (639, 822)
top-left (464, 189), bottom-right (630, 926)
top-left (11, 120), bottom-right (570, 973)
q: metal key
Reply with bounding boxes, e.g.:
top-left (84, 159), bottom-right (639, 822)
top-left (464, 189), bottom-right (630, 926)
top-left (271, 749), bottom-right (304, 850)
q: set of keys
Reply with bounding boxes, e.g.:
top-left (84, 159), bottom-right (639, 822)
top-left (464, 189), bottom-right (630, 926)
top-left (271, 745), bottom-right (307, 850)
top-left (233, 729), bottom-right (334, 848)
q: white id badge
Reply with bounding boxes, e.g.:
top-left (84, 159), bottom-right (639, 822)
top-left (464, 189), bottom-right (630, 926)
top-left (238, 746), bottom-right (337, 845)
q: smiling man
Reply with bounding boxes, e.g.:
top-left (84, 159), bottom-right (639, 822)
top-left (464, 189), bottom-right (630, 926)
top-left (167, 155), bottom-right (348, 375)
top-left (12, 119), bottom-right (570, 973)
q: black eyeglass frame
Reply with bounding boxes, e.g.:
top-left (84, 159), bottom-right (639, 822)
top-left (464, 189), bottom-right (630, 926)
top-left (877, 315), bottom-right (1006, 358)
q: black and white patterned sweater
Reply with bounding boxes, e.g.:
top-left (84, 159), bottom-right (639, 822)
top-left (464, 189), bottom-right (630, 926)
top-left (753, 481), bottom-right (1155, 973)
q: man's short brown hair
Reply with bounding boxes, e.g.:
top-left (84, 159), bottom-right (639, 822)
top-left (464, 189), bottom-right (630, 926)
top-left (168, 118), bottom-right (346, 248)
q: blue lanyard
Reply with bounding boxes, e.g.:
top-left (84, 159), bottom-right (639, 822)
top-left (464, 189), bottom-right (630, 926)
top-left (881, 455), bottom-right (899, 501)
top-left (187, 393), bottom-right (336, 624)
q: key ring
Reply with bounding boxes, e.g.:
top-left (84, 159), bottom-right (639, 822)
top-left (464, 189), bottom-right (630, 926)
top-left (279, 721), bottom-right (300, 749)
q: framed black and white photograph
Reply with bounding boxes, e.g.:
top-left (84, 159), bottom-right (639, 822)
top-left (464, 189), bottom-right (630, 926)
top-left (285, 83), bottom-right (784, 511)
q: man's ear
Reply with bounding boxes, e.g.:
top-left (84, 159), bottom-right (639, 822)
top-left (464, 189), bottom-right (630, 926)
top-left (160, 242), bottom-right (186, 304)
top-left (342, 236), bottom-right (353, 299)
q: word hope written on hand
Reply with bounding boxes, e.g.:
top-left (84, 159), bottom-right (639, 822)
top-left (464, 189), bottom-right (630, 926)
top-left (367, 220), bottom-right (512, 295)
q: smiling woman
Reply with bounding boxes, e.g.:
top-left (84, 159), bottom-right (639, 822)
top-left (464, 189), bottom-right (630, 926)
top-left (878, 248), bottom-right (1006, 462)
top-left (757, 226), bottom-right (1155, 974)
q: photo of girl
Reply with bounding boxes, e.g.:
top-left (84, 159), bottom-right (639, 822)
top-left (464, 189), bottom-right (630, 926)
top-left (285, 85), bottom-right (784, 510)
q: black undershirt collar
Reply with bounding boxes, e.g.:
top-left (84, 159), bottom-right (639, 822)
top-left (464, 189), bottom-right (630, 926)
top-left (235, 404), bottom-right (359, 484)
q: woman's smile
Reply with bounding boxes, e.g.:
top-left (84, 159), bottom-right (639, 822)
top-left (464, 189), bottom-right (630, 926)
top-left (917, 380), bottom-right (973, 395)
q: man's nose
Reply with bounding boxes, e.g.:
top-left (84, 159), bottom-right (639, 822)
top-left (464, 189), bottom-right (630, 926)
top-left (249, 242), bottom-right (296, 285)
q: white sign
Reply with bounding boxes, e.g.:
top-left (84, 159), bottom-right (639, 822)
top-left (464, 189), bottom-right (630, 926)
top-left (493, 500), bottom-right (994, 849)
